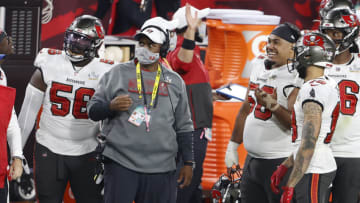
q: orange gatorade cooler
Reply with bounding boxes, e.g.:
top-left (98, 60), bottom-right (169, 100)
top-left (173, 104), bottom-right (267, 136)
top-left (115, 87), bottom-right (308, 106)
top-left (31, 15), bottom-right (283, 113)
top-left (216, 15), bottom-right (280, 87)
top-left (205, 9), bottom-right (263, 88)
top-left (201, 101), bottom-right (247, 190)
top-left (207, 9), bottom-right (264, 19)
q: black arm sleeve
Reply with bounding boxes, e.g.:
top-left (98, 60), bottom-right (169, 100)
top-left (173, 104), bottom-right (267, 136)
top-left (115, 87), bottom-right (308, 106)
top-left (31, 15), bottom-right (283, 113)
top-left (176, 131), bottom-right (194, 162)
top-left (88, 101), bottom-right (114, 121)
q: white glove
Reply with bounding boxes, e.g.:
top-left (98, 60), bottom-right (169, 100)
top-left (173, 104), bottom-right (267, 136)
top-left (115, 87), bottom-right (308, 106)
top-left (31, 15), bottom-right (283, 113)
top-left (225, 140), bottom-right (240, 168)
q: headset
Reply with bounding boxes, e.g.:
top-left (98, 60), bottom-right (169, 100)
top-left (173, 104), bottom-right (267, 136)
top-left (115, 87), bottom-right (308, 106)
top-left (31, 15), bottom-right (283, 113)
top-left (140, 25), bottom-right (170, 58)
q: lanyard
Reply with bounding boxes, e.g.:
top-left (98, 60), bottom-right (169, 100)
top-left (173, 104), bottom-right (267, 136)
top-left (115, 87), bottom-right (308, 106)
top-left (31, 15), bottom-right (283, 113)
top-left (136, 63), bottom-right (162, 132)
top-left (136, 63), bottom-right (161, 108)
top-left (162, 58), bottom-right (172, 70)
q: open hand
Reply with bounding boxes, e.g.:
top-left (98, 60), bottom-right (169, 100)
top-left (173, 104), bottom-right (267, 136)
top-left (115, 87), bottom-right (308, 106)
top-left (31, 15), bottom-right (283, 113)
top-left (9, 158), bottom-right (23, 180)
top-left (177, 165), bottom-right (193, 189)
top-left (185, 3), bottom-right (202, 31)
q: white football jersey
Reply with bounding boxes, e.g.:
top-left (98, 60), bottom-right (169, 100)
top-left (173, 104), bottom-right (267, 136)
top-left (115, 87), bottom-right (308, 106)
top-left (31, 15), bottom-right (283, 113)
top-left (243, 56), bottom-right (298, 159)
top-left (325, 53), bottom-right (360, 157)
top-left (292, 76), bottom-right (340, 173)
top-left (0, 67), bottom-right (7, 86)
top-left (34, 48), bottom-right (115, 155)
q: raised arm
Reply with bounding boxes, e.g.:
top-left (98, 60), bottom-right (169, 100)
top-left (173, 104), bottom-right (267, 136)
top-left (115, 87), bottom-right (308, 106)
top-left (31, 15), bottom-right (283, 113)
top-left (176, 4), bottom-right (201, 64)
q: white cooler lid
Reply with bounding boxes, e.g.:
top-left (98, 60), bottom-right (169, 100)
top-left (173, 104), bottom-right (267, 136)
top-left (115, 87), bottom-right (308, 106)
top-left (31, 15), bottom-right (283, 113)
top-left (207, 9), bottom-right (264, 19)
top-left (222, 14), bottom-right (281, 25)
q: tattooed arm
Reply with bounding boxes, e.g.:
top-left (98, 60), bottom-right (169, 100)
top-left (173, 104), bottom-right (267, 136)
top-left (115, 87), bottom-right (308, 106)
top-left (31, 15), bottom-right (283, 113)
top-left (286, 102), bottom-right (322, 188)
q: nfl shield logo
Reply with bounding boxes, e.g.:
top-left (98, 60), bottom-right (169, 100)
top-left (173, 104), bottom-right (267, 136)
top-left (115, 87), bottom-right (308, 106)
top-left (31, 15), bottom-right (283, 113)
top-left (336, 67), bottom-right (340, 72)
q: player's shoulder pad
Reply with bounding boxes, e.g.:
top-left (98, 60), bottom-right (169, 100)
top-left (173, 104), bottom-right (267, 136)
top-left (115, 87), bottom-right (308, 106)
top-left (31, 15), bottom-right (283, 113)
top-left (38, 48), bottom-right (62, 56)
top-left (98, 58), bottom-right (115, 65)
top-left (35, 48), bottom-right (53, 68)
top-left (302, 77), bottom-right (330, 96)
top-left (46, 48), bottom-right (62, 55)
top-left (34, 48), bottom-right (65, 70)
top-left (309, 78), bottom-right (327, 85)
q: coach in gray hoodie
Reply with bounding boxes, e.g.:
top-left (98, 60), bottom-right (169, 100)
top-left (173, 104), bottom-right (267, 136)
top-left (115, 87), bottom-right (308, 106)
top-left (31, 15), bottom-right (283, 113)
top-left (87, 17), bottom-right (194, 203)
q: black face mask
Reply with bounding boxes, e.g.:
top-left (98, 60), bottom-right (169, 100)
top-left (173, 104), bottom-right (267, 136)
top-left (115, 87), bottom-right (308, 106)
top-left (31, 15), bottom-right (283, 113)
top-left (349, 43), bottom-right (359, 53)
top-left (195, 31), bottom-right (203, 43)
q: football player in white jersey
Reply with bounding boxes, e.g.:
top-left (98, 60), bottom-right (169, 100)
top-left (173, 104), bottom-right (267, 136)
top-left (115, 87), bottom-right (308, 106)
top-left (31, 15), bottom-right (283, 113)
top-left (18, 15), bottom-right (116, 203)
top-left (0, 29), bottom-right (24, 203)
top-left (319, 1), bottom-right (360, 202)
top-left (271, 31), bottom-right (339, 203)
top-left (224, 23), bottom-right (301, 203)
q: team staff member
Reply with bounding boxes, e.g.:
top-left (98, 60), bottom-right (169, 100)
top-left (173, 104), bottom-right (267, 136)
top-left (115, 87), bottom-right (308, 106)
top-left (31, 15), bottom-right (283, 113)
top-left (319, 2), bottom-right (360, 202)
top-left (167, 4), bottom-right (213, 203)
top-left (272, 31), bottom-right (339, 203)
top-left (224, 23), bottom-right (301, 203)
top-left (0, 29), bottom-right (23, 203)
top-left (18, 15), bottom-right (114, 203)
top-left (87, 17), bottom-right (194, 203)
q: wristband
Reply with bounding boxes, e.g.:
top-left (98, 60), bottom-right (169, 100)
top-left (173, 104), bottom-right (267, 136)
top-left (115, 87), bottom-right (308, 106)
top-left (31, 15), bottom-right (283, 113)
top-left (12, 156), bottom-right (24, 160)
top-left (181, 39), bottom-right (195, 50)
top-left (184, 161), bottom-right (195, 169)
top-left (227, 140), bottom-right (240, 151)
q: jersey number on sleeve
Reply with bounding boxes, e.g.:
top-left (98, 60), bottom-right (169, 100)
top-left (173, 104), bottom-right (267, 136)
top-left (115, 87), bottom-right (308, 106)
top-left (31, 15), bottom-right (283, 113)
top-left (291, 102), bottom-right (340, 143)
top-left (248, 83), bottom-right (274, 121)
top-left (324, 102), bottom-right (340, 143)
top-left (338, 80), bottom-right (359, 115)
top-left (50, 82), bottom-right (95, 119)
top-left (48, 49), bottom-right (62, 55)
top-left (291, 110), bottom-right (297, 142)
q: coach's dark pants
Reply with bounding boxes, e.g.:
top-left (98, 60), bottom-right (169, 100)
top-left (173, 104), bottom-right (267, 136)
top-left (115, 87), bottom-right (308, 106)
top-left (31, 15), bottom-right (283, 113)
top-left (241, 155), bottom-right (288, 203)
top-left (332, 157), bottom-right (360, 203)
top-left (176, 128), bottom-right (208, 203)
top-left (0, 177), bottom-right (8, 203)
top-left (104, 159), bottom-right (176, 203)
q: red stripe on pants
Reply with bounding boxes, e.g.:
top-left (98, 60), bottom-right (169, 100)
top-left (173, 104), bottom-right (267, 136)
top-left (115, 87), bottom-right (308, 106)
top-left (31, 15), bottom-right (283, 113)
top-left (311, 173), bottom-right (319, 203)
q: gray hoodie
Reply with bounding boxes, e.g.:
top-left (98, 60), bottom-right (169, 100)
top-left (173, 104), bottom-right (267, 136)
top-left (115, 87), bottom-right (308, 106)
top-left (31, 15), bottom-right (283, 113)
top-left (88, 60), bottom-right (194, 173)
